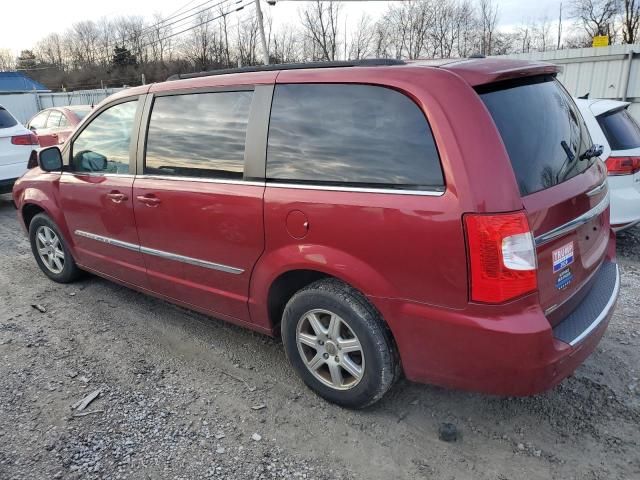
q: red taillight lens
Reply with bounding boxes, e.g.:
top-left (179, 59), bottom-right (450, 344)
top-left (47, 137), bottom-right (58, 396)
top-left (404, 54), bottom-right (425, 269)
top-left (11, 133), bottom-right (39, 146)
top-left (464, 212), bottom-right (537, 303)
top-left (606, 156), bottom-right (640, 175)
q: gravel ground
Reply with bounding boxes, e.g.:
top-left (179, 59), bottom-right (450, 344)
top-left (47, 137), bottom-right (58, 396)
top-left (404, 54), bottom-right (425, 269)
top-left (0, 192), bottom-right (639, 480)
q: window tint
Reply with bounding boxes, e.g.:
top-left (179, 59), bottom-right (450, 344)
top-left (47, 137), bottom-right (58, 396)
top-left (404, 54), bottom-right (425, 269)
top-left (480, 77), bottom-right (593, 196)
top-left (145, 91), bottom-right (253, 179)
top-left (266, 84), bottom-right (443, 190)
top-left (47, 110), bottom-right (63, 128)
top-left (71, 100), bottom-right (138, 174)
top-left (0, 107), bottom-right (17, 128)
top-left (597, 108), bottom-right (640, 150)
top-left (29, 111), bottom-right (49, 130)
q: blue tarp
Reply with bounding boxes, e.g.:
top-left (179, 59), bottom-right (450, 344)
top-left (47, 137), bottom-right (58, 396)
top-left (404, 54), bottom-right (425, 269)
top-left (0, 72), bottom-right (49, 92)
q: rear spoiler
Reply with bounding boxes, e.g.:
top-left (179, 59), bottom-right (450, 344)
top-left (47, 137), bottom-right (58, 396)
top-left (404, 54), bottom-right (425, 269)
top-left (440, 58), bottom-right (561, 87)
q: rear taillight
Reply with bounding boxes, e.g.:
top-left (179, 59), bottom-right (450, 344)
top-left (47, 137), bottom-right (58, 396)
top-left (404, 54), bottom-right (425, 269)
top-left (11, 133), bottom-right (39, 146)
top-left (606, 156), bottom-right (640, 175)
top-left (464, 212), bottom-right (537, 303)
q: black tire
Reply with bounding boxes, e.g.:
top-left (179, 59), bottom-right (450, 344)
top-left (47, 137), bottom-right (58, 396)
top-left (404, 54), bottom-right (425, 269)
top-left (281, 278), bottom-right (399, 408)
top-left (29, 213), bottom-right (82, 283)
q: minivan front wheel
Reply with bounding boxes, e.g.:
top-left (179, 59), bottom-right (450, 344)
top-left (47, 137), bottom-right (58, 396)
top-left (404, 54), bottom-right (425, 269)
top-left (29, 213), bottom-right (82, 283)
top-left (282, 279), bottom-right (398, 408)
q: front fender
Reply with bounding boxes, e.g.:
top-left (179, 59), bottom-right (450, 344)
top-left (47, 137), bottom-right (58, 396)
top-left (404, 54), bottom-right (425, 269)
top-left (18, 184), bottom-right (76, 256)
top-left (248, 243), bottom-right (395, 330)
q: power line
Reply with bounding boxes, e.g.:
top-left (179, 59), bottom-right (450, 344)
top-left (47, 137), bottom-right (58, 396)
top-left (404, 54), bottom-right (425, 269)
top-left (95, 0), bottom-right (253, 65)
top-left (93, 0), bottom-right (240, 58)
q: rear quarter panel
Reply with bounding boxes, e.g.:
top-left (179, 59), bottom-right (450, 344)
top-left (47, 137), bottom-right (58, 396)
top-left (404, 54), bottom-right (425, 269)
top-left (251, 66), bottom-right (525, 329)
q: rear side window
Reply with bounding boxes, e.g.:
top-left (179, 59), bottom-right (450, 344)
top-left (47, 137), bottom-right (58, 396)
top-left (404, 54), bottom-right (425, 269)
top-left (267, 84), bottom-right (444, 190)
top-left (0, 107), bottom-right (17, 128)
top-left (47, 110), bottom-right (63, 128)
top-left (480, 76), bottom-right (593, 196)
top-left (597, 108), bottom-right (640, 150)
top-left (145, 91), bottom-right (253, 180)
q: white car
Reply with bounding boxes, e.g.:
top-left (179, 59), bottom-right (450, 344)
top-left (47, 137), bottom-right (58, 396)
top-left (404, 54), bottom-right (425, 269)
top-left (0, 104), bottom-right (39, 194)
top-left (575, 98), bottom-right (640, 232)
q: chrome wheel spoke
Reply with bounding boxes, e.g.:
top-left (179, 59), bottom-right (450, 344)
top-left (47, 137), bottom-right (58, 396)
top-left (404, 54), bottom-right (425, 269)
top-left (340, 356), bottom-right (363, 380)
top-left (298, 332), bottom-right (318, 349)
top-left (37, 232), bottom-right (47, 245)
top-left (307, 353), bottom-right (325, 371)
top-left (54, 248), bottom-right (64, 259)
top-left (52, 257), bottom-right (63, 271)
top-left (306, 312), bottom-right (325, 337)
top-left (327, 315), bottom-right (341, 340)
top-left (338, 337), bottom-right (361, 354)
top-left (328, 362), bottom-right (344, 387)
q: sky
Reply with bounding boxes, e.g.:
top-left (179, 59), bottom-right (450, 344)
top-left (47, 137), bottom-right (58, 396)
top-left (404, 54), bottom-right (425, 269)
top-left (1, 0), bottom-right (564, 54)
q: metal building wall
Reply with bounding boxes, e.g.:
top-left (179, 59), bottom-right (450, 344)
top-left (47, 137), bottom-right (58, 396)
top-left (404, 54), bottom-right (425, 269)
top-left (504, 44), bottom-right (640, 120)
top-left (0, 88), bottom-right (123, 124)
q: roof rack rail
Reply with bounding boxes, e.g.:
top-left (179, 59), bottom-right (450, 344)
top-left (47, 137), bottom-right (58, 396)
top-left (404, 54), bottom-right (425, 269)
top-left (166, 59), bottom-right (406, 81)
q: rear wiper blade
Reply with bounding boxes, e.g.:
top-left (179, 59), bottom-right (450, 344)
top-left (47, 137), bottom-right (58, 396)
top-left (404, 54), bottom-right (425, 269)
top-left (580, 144), bottom-right (604, 161)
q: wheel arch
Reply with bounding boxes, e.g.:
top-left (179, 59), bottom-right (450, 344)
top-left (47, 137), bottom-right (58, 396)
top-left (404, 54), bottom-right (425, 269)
top-left (249, 244), bottom-right (396, 333)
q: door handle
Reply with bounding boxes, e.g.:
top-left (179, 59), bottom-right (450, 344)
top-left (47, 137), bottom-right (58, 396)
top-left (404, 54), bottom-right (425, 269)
top-left (136, 195), bottom-right (161, 207)
top-left (106, 191), bottom-right (128, 203)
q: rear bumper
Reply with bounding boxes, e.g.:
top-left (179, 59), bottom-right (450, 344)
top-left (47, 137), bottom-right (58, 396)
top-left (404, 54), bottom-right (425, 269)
top-left (0, 177), bottom-right (18, 195)
top-left (374, 260), bottom-right (619, 397)
top-left (609, 175), bottom-right (640, 231)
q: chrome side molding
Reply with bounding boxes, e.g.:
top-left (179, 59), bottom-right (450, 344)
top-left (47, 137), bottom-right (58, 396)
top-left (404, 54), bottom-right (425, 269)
top-left (534, 192), bottom-right (610, 247)
top-left (74, 230), bottom-right (244, 275)
top-left (586, 179), bottom-right (607, 197)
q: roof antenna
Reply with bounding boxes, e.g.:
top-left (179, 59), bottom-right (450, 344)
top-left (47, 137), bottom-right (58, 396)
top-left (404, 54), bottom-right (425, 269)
top-left (578, 92), bottom-right (589, 99)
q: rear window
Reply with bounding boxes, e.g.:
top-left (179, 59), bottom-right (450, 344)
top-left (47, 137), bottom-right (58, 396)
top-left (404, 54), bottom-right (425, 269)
top-left (479, 76), bottom-right (593, 196)
top-left (0, 107), bottom-right (17, 128)
top-left (597, 108), bottom-right (640, 150)
top-left (267, 84), bottom-right (444, 190)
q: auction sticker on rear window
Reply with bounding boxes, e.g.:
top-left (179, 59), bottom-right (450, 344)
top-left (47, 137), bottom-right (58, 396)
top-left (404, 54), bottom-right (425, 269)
top-left (552, 242), bottom-right (574, 273)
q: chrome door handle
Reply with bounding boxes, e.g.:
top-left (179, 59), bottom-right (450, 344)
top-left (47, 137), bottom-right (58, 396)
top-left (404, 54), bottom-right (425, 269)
top-left (106, 192), bottom-right (128, 203)
top-left (136, 195), bottom-right (161, 206)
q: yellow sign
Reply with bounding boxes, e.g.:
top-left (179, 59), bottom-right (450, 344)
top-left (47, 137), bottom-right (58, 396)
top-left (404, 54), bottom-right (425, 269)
top-left (592, 35), bottom-right (609, 47)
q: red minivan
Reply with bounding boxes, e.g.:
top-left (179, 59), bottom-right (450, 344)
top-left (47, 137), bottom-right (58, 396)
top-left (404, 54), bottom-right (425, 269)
top-left (12, 58), bottom-right (619, 408)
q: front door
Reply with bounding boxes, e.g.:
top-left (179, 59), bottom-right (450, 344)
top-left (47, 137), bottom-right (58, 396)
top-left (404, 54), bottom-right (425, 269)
top-left (59, 98), bottom-right (148, 287)
top-left (133, 89), bottom-right (265, 322)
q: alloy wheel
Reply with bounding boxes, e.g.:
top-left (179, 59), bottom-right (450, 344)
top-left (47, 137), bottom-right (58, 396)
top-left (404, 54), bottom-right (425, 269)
top-left (296, 309), bottom-right (365, 390)
top-left (35, 225), bottom-right (65, 274)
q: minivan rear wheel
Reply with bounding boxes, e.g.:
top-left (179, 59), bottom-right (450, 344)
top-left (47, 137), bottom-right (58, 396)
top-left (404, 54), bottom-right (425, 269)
top-left (281, 278), bottom-right (399, 408)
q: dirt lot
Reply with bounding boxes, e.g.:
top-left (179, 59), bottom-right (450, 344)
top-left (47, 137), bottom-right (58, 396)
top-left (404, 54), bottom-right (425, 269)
top-left (0, 193), bottom-right (639, 480)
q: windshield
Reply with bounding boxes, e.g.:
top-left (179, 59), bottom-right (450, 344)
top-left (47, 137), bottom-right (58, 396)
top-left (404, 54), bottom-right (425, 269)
top-left (479, 76), bottom-right (593, 196)
top-left (0, 107), bottom-right (18, 129)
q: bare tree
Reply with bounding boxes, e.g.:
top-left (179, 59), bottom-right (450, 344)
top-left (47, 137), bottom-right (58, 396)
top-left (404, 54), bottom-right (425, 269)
top-left (533, 17), bottom-right (554, 51)
top-left (479, 0), bottom-right (499, 55)
top-left (348, 14), bottom-right (374, 59)
top-left (623, 0), bottom-right (640, 43)
top-left (0, 49), bottom-right (15, 71)
top-left (300, 1), bottom-right (341, 61)
top-left (571, 0), bottom-right (619, 43)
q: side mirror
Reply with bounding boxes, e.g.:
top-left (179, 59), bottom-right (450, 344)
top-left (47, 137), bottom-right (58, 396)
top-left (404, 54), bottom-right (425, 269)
top-left (38, 146), bottom-right (63, 172)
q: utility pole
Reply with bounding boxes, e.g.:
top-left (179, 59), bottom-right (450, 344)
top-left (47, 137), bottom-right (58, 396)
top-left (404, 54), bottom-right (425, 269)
top-left (254, 0), bottom-right (270, 65)
top-left (557, 2), bottom-right (562, 50)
